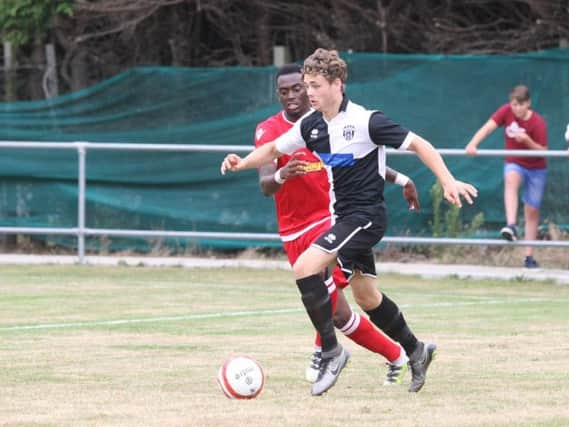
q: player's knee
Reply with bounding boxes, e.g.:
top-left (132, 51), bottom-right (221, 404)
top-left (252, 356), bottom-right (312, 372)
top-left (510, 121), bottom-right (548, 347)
top-left (353, 292), bottom-right (381, 311)
top-left (292, 261), bottom-right (308, 278)
top-left (293, 257), bottom-right (319, 278)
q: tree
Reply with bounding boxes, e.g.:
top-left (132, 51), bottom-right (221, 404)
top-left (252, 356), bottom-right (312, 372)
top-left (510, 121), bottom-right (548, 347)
top-left (0, 0), bottom-right (73, 47)
top-left (2, 0), bottom-right (569, 99)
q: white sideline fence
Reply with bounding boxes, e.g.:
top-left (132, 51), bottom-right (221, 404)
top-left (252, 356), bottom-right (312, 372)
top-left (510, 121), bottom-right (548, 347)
top-left (0, 141), bottom-right (567, 264)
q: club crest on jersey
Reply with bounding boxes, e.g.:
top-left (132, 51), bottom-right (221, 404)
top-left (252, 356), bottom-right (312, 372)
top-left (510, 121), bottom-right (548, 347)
top-left (324, 233), bottom-right (336, 244)
top-left (343, 125), bottom-right (355, 141)
top-left (310, 129), bottom-right (319, 139)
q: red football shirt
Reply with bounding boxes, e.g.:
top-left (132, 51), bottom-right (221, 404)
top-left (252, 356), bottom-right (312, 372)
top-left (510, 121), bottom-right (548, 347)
top-left (491, 103), bottom-right (547, 169)
top-left (254, 111), bottom-right (331, 238)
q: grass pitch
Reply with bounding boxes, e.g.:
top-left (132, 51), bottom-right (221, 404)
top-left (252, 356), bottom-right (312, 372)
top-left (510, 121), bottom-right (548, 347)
top-left (0, 265), bottom-right (568, 426)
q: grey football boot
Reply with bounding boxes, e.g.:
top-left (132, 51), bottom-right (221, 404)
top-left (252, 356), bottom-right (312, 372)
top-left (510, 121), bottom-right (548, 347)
top-left (408, 341), bottom-right (437, 392)
top-left (305, 350), bottom-right (322, 383)
top-left (311, 345), bottom-right (350, 396)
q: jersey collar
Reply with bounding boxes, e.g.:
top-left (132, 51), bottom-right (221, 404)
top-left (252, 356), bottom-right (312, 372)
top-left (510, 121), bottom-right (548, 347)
top-left (339, 95), bottom-right (349, 112)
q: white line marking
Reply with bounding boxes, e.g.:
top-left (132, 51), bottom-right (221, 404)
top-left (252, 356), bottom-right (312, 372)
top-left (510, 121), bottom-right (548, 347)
top-left (0, 297), bottom-right (557, 332)
top-left (0, 308), bottom-right (303, 331)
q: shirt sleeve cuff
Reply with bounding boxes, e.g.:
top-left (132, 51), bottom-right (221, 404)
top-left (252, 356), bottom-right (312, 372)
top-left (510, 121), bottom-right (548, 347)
top-left (398, 131), bottom-right (416, 151)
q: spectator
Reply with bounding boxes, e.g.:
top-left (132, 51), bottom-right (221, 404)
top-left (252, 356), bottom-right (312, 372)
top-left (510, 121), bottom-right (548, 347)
top-left (466, 85), bottom-right (547, 269)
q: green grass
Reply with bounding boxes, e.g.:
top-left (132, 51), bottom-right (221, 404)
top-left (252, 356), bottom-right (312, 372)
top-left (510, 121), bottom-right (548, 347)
top-left (0, 264), bottom-right (568, 426)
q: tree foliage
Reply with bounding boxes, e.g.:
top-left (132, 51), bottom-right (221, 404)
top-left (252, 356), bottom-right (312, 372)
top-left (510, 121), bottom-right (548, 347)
top-left (2, 0), bottom-right (569, 99)
top-left (0, 0), bottom-right (73, 47)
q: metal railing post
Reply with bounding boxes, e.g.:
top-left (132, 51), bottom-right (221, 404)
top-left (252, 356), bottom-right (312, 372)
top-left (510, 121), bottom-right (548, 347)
top-left (0, 141), bottom-right (566, 254)
top-left (77, 143), bottom-right (87, 264)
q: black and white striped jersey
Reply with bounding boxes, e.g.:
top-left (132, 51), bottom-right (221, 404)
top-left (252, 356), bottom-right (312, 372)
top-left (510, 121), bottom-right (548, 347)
top-left (274, 96), bottom-right (415, 220)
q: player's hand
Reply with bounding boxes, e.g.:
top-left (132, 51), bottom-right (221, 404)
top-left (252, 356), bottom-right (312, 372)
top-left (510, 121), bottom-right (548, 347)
top-left (465, 142), bottom-right (477, 156)
top-left (280, 152), bottom-right (309, 180)
top-left (442, 179), bottom-right (477, 207)
top-left (220, 153), bottom-right (243, 175)
top-left (402, 179), bottom-right (420, 211)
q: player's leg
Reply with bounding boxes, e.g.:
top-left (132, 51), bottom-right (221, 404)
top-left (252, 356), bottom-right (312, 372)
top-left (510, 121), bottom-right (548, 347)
top-left (305, 279), bottom-right (338, 383)
top-left (521, 167), bottom-right (547, 267)
top-left (293, 245), bottom-right (349, 396)
top-left (354, 278), bottom-right (436, 393)
top-left (283, 227), bottom-right (337, 383)
top-left (524, 204), bottom-right (539, 256)
top-left (501, 163), bottom-right (523, 240)
top-left (284, 226), bottom-right (344, 385)
top-left (338, 222), bottom-right (436, 393)
top-left (333, 284), bottom-right (408, 385)
top-left (331, 216), bottom-right (434, 391)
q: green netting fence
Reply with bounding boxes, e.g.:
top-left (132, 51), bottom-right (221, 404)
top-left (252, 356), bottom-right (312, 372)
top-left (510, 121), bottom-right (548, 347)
top-left (0, 49), bottom-right (568, 251)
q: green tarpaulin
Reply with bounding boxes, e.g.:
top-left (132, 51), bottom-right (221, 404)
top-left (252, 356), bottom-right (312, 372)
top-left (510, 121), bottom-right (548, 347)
top-left (0, 49), bottom-right (567, 251)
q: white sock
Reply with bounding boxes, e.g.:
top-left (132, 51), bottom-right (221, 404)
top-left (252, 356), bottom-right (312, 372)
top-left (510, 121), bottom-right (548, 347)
top-left (392, 346), bottom-right (409, 366)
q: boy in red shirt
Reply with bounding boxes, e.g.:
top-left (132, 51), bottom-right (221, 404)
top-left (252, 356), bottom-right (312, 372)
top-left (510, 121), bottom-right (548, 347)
top-left (466, 85), bottom-right (547, 268)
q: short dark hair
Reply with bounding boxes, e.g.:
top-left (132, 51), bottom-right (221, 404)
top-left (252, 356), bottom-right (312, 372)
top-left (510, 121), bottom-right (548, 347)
top-left (276, 63), bottom-right (302, 82)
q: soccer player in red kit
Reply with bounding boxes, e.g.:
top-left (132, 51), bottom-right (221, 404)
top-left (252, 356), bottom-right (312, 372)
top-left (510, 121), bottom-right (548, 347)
top-left (254, 63), bottom-right (418, 385)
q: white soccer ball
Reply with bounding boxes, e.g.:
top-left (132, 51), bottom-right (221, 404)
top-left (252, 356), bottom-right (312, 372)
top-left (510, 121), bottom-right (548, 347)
top-left (217, 356), bottom-right (265, 399)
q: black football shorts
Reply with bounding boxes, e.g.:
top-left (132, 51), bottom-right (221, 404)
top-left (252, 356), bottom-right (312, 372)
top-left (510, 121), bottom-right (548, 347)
top-left (312, 214), bottom-right (386, 280)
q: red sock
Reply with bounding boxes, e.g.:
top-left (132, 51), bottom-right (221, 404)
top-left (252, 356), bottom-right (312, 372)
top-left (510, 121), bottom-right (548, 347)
top-left (314, 280), bottom-right (338, 349)
top-left (339, 311), bottom-right (401, 362)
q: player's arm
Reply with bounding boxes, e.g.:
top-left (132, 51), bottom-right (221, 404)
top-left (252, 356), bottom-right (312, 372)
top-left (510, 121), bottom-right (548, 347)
top-left (407, 134), bottom-right (477, 208)
top-left (465, 119), bottom-right (498, 155)
top-left (385, 166), bottom-right (420, 211)
top-left (258, 152), bottom-right (308, 196)
top-left (258, 163), bottom-right (279, 196)
top-left (223, 122), bottom-right (305, 175)
top-left (368, 111), bottom-right (477, 208)
top-left (221, 141), bottom-right (282, 175)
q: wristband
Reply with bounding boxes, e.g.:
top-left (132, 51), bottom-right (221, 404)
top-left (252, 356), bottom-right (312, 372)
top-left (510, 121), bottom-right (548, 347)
top-left (394, 173), bottom-right (410, 187)
top-left (274, 168), bottom-right (286, 184)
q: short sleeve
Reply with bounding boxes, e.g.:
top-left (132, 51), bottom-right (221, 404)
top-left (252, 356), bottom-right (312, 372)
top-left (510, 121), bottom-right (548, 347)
top-left (274, 120), bottom-right (306, 155)
top-left (490, 104), bottom-right (510, 126)
top-left (254, 123), bottom-right (279, 148)
top-left (532, 116), bottom-right (547, 147)
top-left (369, 112), bottom-right (413, 150)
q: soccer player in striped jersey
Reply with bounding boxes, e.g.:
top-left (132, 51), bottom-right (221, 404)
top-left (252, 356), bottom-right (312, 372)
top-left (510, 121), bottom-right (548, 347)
top-left (255, 63), bottom-right (420, 386)
top-left (222, 49), bottom-right (477, 396)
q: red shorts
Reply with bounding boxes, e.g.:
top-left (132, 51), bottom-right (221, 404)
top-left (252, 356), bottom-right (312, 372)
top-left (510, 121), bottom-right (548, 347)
top-left (282, 219), bottom-right (349, 289)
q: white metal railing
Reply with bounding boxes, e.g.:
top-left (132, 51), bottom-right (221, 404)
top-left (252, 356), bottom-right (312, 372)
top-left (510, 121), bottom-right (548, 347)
top-left (0, 141), bottom-right (567, 264)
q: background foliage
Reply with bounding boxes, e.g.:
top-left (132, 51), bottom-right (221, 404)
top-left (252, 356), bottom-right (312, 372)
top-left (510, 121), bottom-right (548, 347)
top-left (1, 0), bottom-right (568, 100)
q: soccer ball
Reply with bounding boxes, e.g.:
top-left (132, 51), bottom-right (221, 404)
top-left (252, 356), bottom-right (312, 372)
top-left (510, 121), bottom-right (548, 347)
top-left (217, 356), bottom-right (265, 399)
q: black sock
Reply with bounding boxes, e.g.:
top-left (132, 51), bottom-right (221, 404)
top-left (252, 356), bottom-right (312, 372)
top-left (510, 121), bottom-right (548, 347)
top-left (296, 274), bottom-right (337, 354)
top-left (365, 292), bottom-right (418, 356)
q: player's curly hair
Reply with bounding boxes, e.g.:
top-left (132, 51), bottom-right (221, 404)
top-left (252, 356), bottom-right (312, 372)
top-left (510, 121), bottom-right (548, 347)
top-left (302, 48), bottom-right (348, 83)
